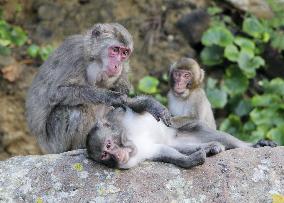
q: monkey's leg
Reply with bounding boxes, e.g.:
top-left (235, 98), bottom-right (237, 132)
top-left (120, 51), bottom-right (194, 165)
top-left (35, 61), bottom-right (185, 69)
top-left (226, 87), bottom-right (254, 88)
top-left (45, 105), bottom-right (94, 153)
top-left (171, 139), bottom-right (225, 157)
top-left (172, 117), bottom-right (277, 149)
top-left (171, 118), bottom-right (251, 149)
top-left (151, 144), bottom-right (206, 169)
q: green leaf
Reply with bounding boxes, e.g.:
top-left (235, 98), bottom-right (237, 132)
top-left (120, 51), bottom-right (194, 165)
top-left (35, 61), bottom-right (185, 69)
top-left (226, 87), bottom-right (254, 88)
top-left (237, 51), bottom-right (264, 78)
top-left (207, 6), bottom-right (223, 15)
top-left (261, 78), bottom-right (284, 96)
top-left (242, 17), bottom-right (265, 39)
top-left (271, 31), bottom-right (284, 51)
top-left (224, 44), bottom-right (239, 62)
top-left (206, 77), bottom-right (218, 89)
top-left (138, 76), bottom-right (159, 94)
top-left (0, 39), bottom-right (11, 46)
top-left (201, 26), bottom-right (234, 47)
top-left (10, 26), bottom-right (27, 46)
top-left (250, 108), bottom-right (284, 126)
top-left (0, 45), bottom-right (11, 55)
top-left (234, 99), bottom-right (252, 117)
top-left (250, 125), bottom-right (271, 141)
top-left (219, 114), bottom-right (241, 136)
top-left (234, 37), bottom-right (255, 51)
top-left (251, 94), bottom-right (282, 107)
top-left (267, 125), bottom-right (284, 145)
top-left (154, 94), bottom-right (168, 106)
top-left (27, 44), bottom-right (40, 58)
top-left (39, 45), bottom-right (54, 61)
top-left (224, 66), bottom-right (249, 96)
top-left (200, 46), bottom-right (223, 66)
top-left (206, 87), bottom-right (228, 108)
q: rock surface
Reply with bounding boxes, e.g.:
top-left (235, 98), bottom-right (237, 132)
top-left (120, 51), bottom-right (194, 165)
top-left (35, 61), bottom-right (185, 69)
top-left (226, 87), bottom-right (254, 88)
top-left (225, 0), bottom-right (274, 19)
top-left (0, 147), bottom-right (283, 203)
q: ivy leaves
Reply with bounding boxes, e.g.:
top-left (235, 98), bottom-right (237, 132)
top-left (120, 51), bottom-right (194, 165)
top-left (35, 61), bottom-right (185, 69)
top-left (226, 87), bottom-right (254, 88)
top-left (202, 7), bottom-right (284, 145)
top-left (0, 20), bottom-right (27, 55)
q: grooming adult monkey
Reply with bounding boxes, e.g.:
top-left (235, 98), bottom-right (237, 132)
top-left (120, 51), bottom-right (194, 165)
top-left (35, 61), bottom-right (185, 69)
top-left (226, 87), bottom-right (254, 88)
top-left (26, 23), bottom-right (170, 154)
top-left (87, 107), bottom-right (276, 169)
top-left (167, 57), bottom-right (216, 129)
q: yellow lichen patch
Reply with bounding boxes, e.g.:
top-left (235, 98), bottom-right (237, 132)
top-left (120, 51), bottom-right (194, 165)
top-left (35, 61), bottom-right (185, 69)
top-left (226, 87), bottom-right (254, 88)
top-left (115, 169), bottom-right (120, 175)
top-left (272, 194), bottom-right (284, 203)
top-left (36, 197), bottom-right (43, 203)
top-left (73, 163), bottom-right (83, 172)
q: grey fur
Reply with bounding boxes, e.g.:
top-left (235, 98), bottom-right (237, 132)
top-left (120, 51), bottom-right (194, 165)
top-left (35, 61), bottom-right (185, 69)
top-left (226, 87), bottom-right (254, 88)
top-left (87, 108), bottom-right (277, 169)
top-left (168, 57), bottom-right (216, 129)
top-left (26, 23), bottom-right (170, 153)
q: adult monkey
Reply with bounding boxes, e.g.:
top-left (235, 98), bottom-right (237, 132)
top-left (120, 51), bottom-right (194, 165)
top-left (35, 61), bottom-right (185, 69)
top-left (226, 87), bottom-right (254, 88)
top-left (167, 57), bottom-right (216, 129)
top-left (26, 23), bottom-right (170, 154)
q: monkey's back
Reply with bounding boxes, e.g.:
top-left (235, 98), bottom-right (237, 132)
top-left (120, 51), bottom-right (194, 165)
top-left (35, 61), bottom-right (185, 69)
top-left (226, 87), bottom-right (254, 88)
top-left (25, 35), bottom-right (87, 150)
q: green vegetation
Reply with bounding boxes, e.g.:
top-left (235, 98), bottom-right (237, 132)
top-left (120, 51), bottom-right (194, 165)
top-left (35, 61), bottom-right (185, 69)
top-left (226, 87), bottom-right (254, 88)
top-left (201, 1), bottom-right (284, 145)
top-left (137, 75), bottom-right (168, 105)
top-left (0, 9), bottom-right (54, 61)
top-left (27, 44), bottom-right (54, 61)
top-left (0, 19), bottom-right (27, 55)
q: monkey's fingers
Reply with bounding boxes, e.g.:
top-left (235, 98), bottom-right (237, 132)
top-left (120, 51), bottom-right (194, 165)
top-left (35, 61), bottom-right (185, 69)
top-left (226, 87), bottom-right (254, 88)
top-left (161, 111), bottom-right (172, 127)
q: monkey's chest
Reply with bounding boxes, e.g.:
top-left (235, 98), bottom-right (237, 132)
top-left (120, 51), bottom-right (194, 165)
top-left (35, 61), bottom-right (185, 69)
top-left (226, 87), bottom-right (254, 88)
top-left (169, 97), bottom-right (195, 117)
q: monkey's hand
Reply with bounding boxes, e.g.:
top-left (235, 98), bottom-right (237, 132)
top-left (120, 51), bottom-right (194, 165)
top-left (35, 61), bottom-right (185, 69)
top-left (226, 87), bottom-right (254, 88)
top-left (253, 139), bottom-right (278, 148)
top-left (126, 96), bottom-right (172, 126)
top-left (143, 98), bottom-right (172, 126)
top-left (107, 91), bottom-right (128, 108)
top-left (150, 105), bottom-right (172, 127)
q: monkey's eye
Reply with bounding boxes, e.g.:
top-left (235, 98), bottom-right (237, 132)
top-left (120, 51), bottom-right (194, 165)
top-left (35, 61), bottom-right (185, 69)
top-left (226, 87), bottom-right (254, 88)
top-left (112, 47), bottom-right (119, 53)
top-left (184, 73), bottom-right (191, 78)
top-left (122, 50), bottom-right (129, 56)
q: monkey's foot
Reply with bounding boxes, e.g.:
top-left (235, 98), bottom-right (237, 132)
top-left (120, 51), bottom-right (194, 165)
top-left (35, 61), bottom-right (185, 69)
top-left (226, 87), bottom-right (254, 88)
top-left (203, 142), bottom-right (225, 157)
top-left (253, 139), bottom-right (278, 148)
top-left (180, 149), bottom-right (206, 169)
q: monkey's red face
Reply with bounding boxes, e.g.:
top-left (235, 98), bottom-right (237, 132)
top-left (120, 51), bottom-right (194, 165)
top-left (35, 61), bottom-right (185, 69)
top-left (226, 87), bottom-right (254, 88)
top-left (100, 138), bottom-right (131, 165)
top-left (172, 69), bottom-right (192, 94)
top-left (106, 46), bottom-right (131, 77)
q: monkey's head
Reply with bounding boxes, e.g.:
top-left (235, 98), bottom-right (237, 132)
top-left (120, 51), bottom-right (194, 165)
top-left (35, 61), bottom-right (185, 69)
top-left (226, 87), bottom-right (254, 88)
top-left (169, 57), bottom-right (204, 97)
top-left (86, 119), bottom-right (133, 168)
top-left (84, 23), bottom-right (134, 79)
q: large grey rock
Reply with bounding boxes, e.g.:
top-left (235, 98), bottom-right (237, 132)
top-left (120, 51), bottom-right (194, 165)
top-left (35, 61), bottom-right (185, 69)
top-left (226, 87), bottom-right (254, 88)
top-left (0, 147), bottom-right (283, 203)
top-left (226, 0), bottom-right (274, 19)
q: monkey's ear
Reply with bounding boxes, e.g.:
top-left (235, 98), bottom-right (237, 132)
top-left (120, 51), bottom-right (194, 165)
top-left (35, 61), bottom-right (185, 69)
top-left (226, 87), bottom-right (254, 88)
top-left (91, 25), bottom-right (102, 37)
top-left (198, 68), bottom-right (205, 85)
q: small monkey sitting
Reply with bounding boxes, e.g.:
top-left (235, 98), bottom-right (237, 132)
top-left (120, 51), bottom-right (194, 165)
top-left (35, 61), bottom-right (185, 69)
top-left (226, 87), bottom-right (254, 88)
top-left (167, 58), bottom-right (216, 129)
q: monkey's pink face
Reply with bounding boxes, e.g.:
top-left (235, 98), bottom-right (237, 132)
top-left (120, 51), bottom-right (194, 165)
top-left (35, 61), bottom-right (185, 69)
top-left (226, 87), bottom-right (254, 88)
top-left (100, 138), bottom-right (131, 165)
top-left (172, 69), bottom-right (192, 94)
top-left (106, 46), bottom-right (131, 77)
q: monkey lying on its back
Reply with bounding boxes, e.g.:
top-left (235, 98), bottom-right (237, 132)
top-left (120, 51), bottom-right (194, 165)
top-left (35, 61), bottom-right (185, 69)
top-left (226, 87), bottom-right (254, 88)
top-left (87, 105), bottom-right (276, 169)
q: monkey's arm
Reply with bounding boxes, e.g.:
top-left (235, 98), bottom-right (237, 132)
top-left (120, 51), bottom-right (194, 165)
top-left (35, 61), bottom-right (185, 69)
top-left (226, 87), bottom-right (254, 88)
top-left (49, 85), bottom-right (126, 107)
top-left (125, 95), bottom-right (171, 126)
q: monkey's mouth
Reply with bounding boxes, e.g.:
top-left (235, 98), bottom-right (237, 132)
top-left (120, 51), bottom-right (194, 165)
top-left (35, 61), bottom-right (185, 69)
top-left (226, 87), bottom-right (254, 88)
top-left (113, 148), bottom-right (130, 164)
top-left (106, 65), bottom-right (122, 77)
top-left (174, 86), bottom-right (186, 94)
